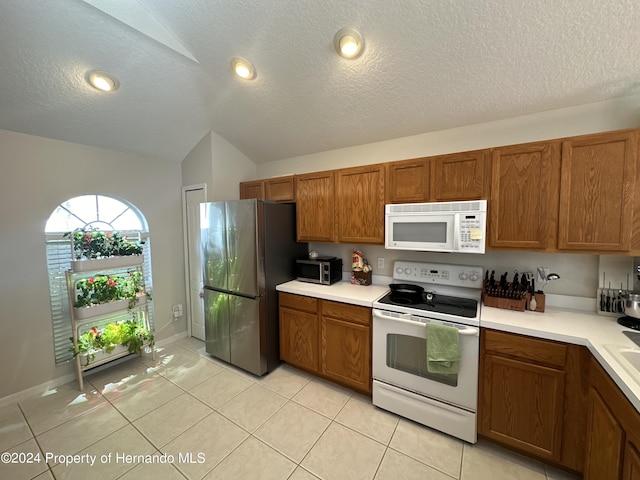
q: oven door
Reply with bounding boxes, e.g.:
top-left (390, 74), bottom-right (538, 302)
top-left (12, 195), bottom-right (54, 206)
top-left (372, 309), bottom-right (479, 411)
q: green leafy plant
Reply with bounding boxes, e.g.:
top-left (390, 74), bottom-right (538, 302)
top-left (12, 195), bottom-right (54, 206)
top-left (120, 319), bottom-right (154, 355)
top-left (64, 227), bottom-right (144, 260)
top-left (70, 321), bottom-right (153, 366)
top-left (74, 270), bottom-right (148, 310)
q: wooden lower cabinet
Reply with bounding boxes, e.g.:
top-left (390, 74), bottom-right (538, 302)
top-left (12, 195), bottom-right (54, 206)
top-left (320, 300), bottom-right (371, 394)
top-left (624, 441), bottom-right (640, 480)
top-left (479, 329), bottom-right (588, 472)
top-left (482, 354), bottom-right (565, 461)
top-left (278, 293), bottom-right (372, 394)
top-left (584, 356), bottom-right (640, 480)
top-left (584, 387), bottom-right (624, 479)
top-left (279, 293), bottom-right (319, 372)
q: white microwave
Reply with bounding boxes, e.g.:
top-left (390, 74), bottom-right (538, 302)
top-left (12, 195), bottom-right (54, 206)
top-left (385, 200), bottom-right (487, 253)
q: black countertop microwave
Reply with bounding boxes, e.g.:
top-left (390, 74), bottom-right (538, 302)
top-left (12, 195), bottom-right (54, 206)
top-left (295, 256), bottom-right (343, 285)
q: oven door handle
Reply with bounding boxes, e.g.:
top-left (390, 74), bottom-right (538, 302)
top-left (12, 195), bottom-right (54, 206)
top-left (373, 309), bottom-right (479, 336)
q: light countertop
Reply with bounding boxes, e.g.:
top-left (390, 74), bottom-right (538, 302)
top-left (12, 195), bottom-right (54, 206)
top-left (277, 279), bottom-right (640, 413)
top-left (276, 279), bottom-right (389, 307)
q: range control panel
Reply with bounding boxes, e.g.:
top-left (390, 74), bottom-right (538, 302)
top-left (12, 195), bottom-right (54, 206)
top-left (392, 260), bottom-right (483, 289)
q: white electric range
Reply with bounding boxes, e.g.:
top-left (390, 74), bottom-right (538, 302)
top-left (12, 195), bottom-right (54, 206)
top-left (372, 260), bottom-right (483, 443)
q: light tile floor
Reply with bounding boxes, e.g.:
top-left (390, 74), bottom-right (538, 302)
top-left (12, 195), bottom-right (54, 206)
top-left (1, 337), bottom-right (581, 480)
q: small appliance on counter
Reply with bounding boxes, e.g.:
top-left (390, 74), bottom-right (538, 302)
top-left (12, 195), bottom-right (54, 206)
top-left (295, 255), bottom-right (342, 285)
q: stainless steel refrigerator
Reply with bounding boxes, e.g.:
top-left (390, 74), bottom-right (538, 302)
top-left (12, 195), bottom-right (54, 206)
top-left (200, 199), bottom-right (308, 375)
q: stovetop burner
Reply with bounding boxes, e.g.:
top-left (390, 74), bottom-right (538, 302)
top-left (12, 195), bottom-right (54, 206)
top-left (377, 291), bottom-right (478, 318)
top-left (618, 316), bottom-right (640, 330)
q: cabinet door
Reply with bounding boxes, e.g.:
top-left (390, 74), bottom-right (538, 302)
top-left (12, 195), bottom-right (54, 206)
top-left (431, 150), bottom-right (488, 201)
top-left (336, 164), bottom-right (385, 244)
top-left (265, 176), bottom-right (295, 202)
top-left (386, 158), bottom-right (429, 203)
top-left (584, 387), bottom-right (625, 480)
top-left (558, 130), bottom-right (637, 251)
top-left (279, 307), bottom-right (319, 373)
top-left (480, 354), bottom-right (565, 462)
top-left (295, 171), bottom-right (336, 242)
top-left (624, 441), bottom-right (640, 480)
top-left (489, 142), bottom-right (559, 249)
top-left (320, 315), bottom-right (371, 394)
top-left (239, 180), bottom-right (265, 199)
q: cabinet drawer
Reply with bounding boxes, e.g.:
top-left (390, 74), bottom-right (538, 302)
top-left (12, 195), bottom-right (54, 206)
top-left (484, 329), bottom-right (567, 368)
top-left (321, 300), bottom-right (371, 326)
top-left (279, 292), bottom-right (318, 313)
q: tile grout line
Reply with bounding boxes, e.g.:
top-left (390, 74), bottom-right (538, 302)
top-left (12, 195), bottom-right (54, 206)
top-left (15, 402), bottom-right (53, 479)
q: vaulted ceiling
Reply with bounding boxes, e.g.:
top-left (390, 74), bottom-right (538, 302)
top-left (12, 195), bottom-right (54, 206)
top-left (1, 0), bottom-right (638, 164)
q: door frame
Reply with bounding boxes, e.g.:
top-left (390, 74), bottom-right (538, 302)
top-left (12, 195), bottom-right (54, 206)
top-left (182, 183), bottom-right (207, 339)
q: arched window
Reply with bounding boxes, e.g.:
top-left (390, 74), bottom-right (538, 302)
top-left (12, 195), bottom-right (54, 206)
top-left (45, 195), bottom-right (154, 364)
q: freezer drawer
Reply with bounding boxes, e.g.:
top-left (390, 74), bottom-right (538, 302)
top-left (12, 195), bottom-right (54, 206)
top-left (229, 294), bottom-right (265, 375)
top-left (204, 289), bottom-right (266, 375)
top-left (204, 289), bottom-right (230, 363)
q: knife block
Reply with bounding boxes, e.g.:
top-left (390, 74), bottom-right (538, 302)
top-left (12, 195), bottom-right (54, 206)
top-left (482, 287), bottom-right (527, 312)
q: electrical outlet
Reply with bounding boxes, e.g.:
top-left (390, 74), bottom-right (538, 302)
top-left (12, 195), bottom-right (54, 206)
top-left (537, 267), bottom-right (550, 283)
top-left (172, 304), bottom-right (183, 319)
top-left (377, 257), bottom-right (385, 269)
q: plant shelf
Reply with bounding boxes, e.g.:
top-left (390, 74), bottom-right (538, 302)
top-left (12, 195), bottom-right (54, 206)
top-left (73, 295), bottom-right (147, 321)
top-left (71, 255), bottom-right (144, 273)
top-left (66, 263), bottom-right (154, 390)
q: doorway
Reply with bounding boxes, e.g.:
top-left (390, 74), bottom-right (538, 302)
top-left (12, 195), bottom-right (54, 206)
top-left (183, 185), bottom-right (206, 340)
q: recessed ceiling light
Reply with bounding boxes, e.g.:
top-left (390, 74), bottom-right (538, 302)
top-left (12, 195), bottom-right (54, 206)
top-left (86, 71), bottom-right (120, 92)
top-left (231, 57), bottom-right (256, 80)
top-left (334, 28), bottom-right (364, 59)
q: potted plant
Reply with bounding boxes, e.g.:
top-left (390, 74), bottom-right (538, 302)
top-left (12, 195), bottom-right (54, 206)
top-left (64, 227), bottom-right (145, 272)
top-left (73, 270), bottom-right (149, 319)
top-left (71, 320), bottom-right (153, 366)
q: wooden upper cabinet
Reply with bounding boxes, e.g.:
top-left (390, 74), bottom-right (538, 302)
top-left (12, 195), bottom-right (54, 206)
top-left (386, 158), bottom-right (430, 203)
top-left (489, 141), bottom-right (560, 249)
top-left (336, 164), bottom-right (385, 244)
top-left (558, 130), bottom-right (638, 252)
top-left (239, 180), bottom-right (265, 199)
top-left (265, 175), bottom-right (295, 202)
top-left (295, 171), bottom-right (336, 242)
top-left (430, 150), bottom-right (489, 201)
top-left (240, 176), bottom-right (295, 201)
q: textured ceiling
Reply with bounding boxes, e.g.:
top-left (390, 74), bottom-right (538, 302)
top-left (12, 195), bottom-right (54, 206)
top-left (0, 0), bottom-right (639, 164)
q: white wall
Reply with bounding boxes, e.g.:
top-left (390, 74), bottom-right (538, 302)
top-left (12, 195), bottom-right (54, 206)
top-left (181, 130), bottom-right (256, 201)
top-left (255, 95), bottom-right (640, 299)
top-left (182, 131), bottom-right (213, 197)
top-left (257, 94), bottom-right (640, 176)
top-left (0, 129), bottom-right (186, 400)
top-left (210, 131), bottom-right (256, 200)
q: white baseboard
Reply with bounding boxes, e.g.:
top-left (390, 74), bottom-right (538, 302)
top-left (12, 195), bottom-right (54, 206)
top-left (0, 372), bottom-right (76, 408)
